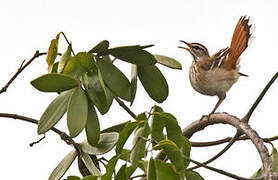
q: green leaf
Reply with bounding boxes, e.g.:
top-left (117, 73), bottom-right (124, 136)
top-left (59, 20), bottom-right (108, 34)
top-left (38, 89), bottom-right (73, 134)
top-left (31, 74), bottom-right (78, 93)
top-left (116, 121), bottom-right (141, 154)
top-left (88, 40), bottom-right (109, 54)
top-left (49, 150), bottom-right (77, 180)
top-left (58, 44), bottom-right (72, 73)
top-left (46, 38), bottom-right (58, 72)
top-left (51, 62), bottom-right (59, 73)
top-left (138, 65), bottom-right (168, 103)
top-left (130, 122), bottom-right (150, 166)
top-left (115, 164), bottom-right (127, 180)
top-left (154, 54), bottom-right (182, 70)
top-left (183, 137), bottom-right (191, 168)
top-left (185, 170), bottom-right (204, 180)
top-left (99, 45), bottom-right (156, 66)
top-left (82, 175), bottom-right (99, 180)
top-left (82, 71), bottom-right (111, 114)
top-left (157, 112), bottom-right (184, 148)
top-left (147, 158), bottom-right (157, 180)
top-left (154, 159), bottom-right (180, 180)
top-left (67, 87), bottom-right (88, 137)
top-left (101, 120), bottom-right (129, 133)
top-left (101, 156), bottom-right (118, 180)
top-left (151, 106), bottom-right (165, 144)
top-left (97, 61), bottom-right (131, 101)
top-left (130, 64), bottom-right (137, 106)
top-left (80, 132), bottom-right (119, 155)
top-left (63, 56), bottom-right (87, 79)
top-left (85, 104), bottom-right (100, 146)
top-left (153, 140), bottom-right (185, 176)
top-left (80, 152), bottom-right (102, 176)
top-left (125, 165), bottom-right (137, 178)
top-left (118, 149), bottom-right (146, 171)
top-left (76, 52), bottom-right (97, 73)
top-left (78, 155), bottom-right (99, 177)
top-left (65, 176), bottom-right (81, 180)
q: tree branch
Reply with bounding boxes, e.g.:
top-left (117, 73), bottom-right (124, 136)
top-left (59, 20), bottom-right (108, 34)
top-left (184, 155), bottom-right (264, 180)
top-left (155, 113), bottom-right (277, 178)
top-left (188, 130), bottom-right (241, 170)
top-left (0, 51), bottom-right (47, 94)
top-left (191, 135), bottom-right (278, 147)
top-left (243, 72), bottom-right (278, 122)
top-left (0, 113), bottom-right (80, 154)
top-left (115, 97), bottom-right (137, 119)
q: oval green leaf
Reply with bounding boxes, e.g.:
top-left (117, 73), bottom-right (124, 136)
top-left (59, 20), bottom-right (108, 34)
top-left (154, 159), bottom-right (180, 180)
top-left (63, 56), bottom-right (87, 79)
top-left (31, 73), bottom-right (78, 93)
top-left (85, 104), bottom-right (100, 146)
top-left (153, 140), bottom-right (185, 176)
top-left (101, 120), bottom-right (129, 133)
top-left (100, 46), bottom-right (156, 66)
top-left (147, 158), bottom-right (156, 180)
top-left (80, 152), bottom-right (102, 176)
top-left (58, 44), bottom-right (72, 73)
top-left (67, 87), bottom-right (88, 137)
top-left (115, 164), bottom-right (127, 180)
top-left (88, 40), bottom-right (109, 54)
top-left (154, 54), bottom-right (182, 69)
top-left (116, 121), bottom-right (141, 154)
top-left (46, 38), bottom-right (58, 68)
top-left (157, 112), bottom-right (184, 148)
top-left (49, 150), bottom-right (77, 180)
top-left (76, 52), bottom-right (97, 73)
top-left (138, 65), bottom-right (168, 103)
top-left (130, 122), bottom-right (150, 166)
top-left (80, 132), bottom-right (119, 155)
top-left (82, 71), bottom-right (110, 114)
top-left (97, 61), bottom-right (131, 101)
top-left (38, 89), bottom-right (73, 134)
top-left (185, 170), bottom-right (204, 180)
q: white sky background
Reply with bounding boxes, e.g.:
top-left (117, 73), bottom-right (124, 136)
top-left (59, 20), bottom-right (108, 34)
top-left (0, 0), bottom-right (278, 179)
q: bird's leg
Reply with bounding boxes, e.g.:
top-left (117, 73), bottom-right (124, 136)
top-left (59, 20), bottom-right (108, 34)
top-left (209, 95), bottom-right (226, 117)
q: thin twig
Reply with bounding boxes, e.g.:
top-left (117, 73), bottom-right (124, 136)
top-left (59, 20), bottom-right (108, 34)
top-left (0, 113), bottom-right (80, 154)
top-left (129, 174), bottom-right (146, 179)
top-left (188, 131), bottom-right (241, 170)
top-left (191, 135), bottom-right (278, 147)
top-left (30, 134), bottom-right (46, 147)
top-left (184, 155), bottom-right (263, 180)
top-left (115, 97), bottom-right (137, 119)
top-left (0, 51), bottom-right (46, 94)
top-left (59, 32), bottom-right (75, 56)
top-left (243, 72), bottom-right (278, 122)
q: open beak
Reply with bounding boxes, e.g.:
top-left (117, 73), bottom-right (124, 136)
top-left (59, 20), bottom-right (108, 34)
top-left (178, 40), bottom-right (192, 51)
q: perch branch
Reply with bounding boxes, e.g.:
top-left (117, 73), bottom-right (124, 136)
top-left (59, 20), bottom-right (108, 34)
top-left (155, 113), bottom-right (277, 179)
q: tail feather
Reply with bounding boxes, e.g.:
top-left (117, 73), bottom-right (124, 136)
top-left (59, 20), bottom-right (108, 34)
top-left (224, 16), bottom-right (252, 70)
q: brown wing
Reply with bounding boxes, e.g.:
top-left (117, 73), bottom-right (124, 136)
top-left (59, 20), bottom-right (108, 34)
top-left (223, 16), bottom-right (252, 70)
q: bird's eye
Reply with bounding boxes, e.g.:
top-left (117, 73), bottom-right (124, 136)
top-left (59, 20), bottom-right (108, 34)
top-left (193, 46), bottom-right (201, 50)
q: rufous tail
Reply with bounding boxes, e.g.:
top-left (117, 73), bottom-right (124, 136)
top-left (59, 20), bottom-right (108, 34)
top-left (224, 16), bottom-right (252, 70)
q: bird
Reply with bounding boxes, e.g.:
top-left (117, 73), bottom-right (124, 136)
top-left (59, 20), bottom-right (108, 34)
top-left (179, 16), bottom-right (252, 115)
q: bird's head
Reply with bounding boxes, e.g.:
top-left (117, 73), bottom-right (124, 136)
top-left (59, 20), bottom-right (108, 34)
top-left (179, 40), bottom-right (210, 61)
